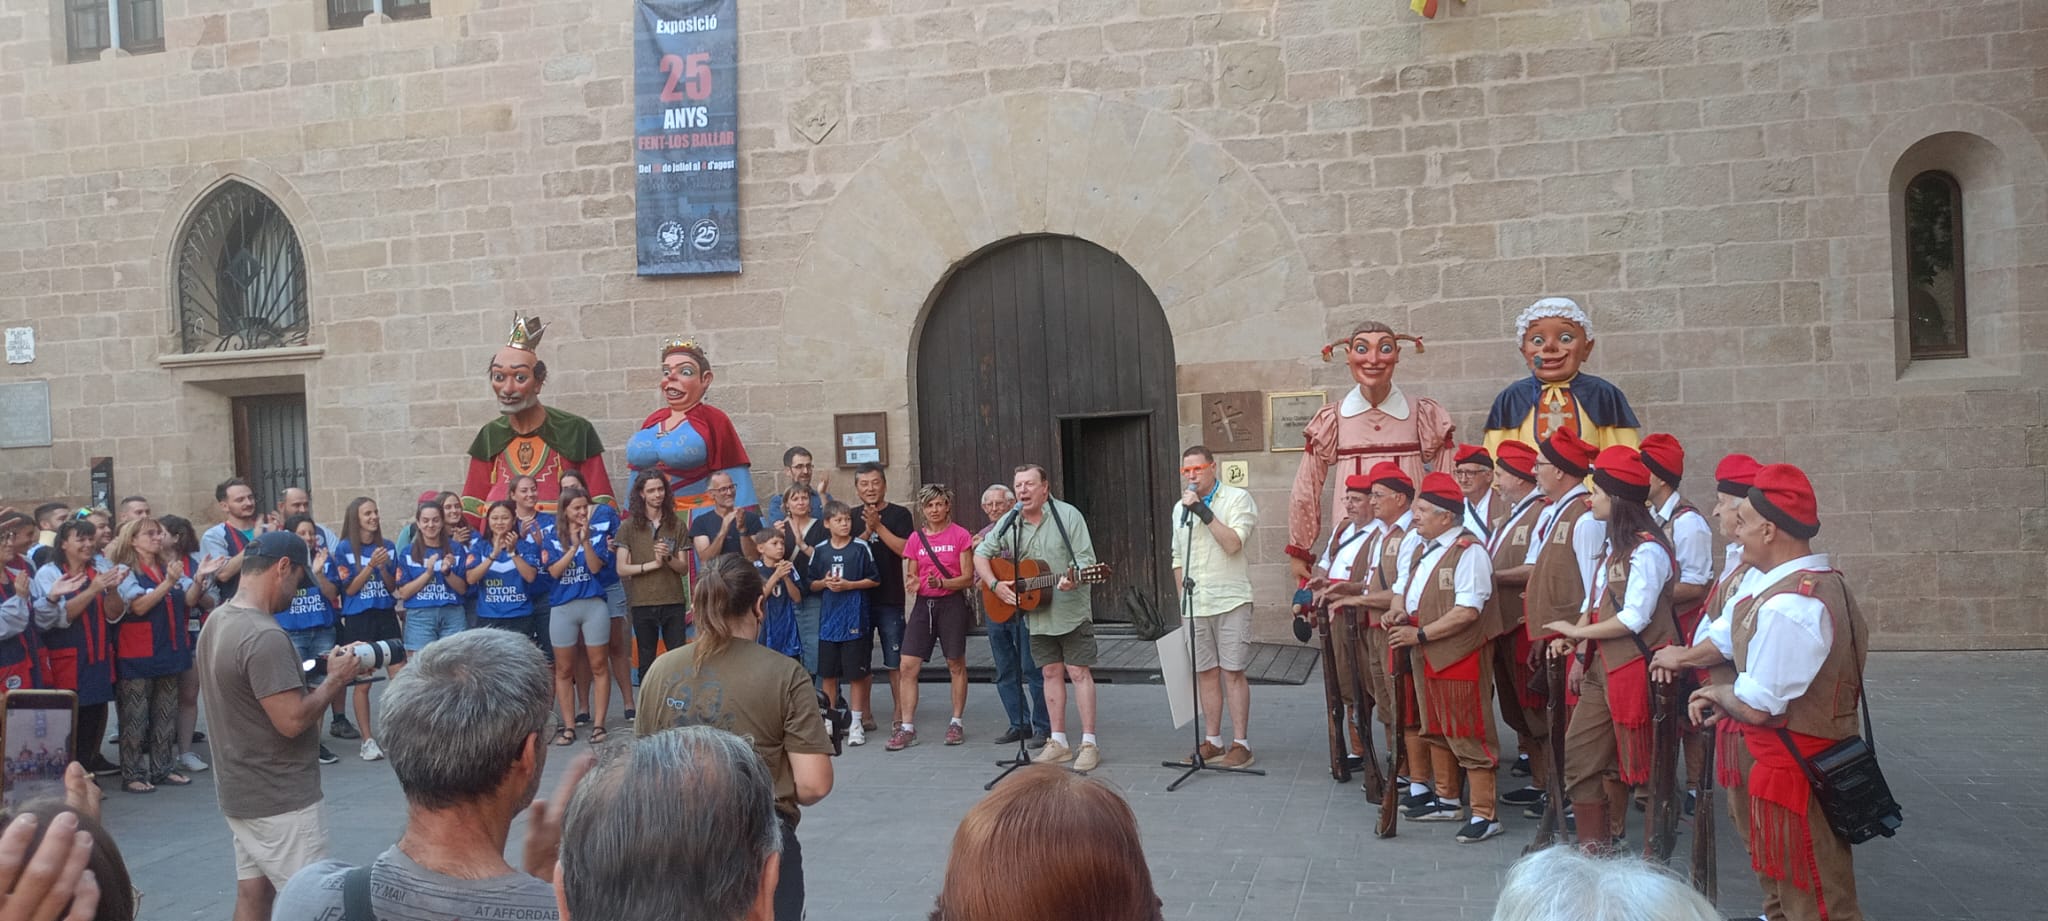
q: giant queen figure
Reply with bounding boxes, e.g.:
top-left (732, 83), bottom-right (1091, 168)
top-left (626, 337), bottom-right (756, 520)
top-left (461, 315), bottom-right (617, 522)
top-left (1286, 321), bottom-right (1456, 581)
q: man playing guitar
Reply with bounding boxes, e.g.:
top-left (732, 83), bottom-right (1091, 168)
top-left (973, 464), bottom-right (1105, 772)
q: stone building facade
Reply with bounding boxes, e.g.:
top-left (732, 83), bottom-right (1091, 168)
top-left (0, 0), bottom-right (2041, 647)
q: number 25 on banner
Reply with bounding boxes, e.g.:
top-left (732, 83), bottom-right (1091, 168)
top-left (659, 53), bottom-right (712, 102)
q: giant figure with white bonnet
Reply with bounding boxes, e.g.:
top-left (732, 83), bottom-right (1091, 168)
top-left (1482, 297), bottom-right (1642, 455)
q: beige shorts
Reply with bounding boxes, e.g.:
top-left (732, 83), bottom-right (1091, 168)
top-left (1192, 603), bottom-right (1254, 672)
top-left (226, 801), bottom-right (328, 886)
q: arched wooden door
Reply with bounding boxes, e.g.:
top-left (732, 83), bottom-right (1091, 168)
top-left (915, 236), bottom-right (1178, 626)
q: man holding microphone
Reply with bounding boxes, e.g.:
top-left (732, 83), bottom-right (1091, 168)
top-left (1169, 446), bottom-right (1260, 768)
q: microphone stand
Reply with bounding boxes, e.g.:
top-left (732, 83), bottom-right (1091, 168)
top-left (985, 506), bottom-right (1033, 790)
top-left (1161, 499), bottom-right (1265, 791)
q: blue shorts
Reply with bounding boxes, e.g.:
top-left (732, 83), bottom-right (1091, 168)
top-left (284, 627), bottom-right (336, 667)
top-left (870, 604), bottom-right (904, 671)
top-left (402, 605), bottom-right (468, 651)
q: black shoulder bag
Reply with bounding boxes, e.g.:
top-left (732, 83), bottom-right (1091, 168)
top-left (1773, 591), bottom-right (1903, 845)
top-left (341, 864), bottom-right (374, 921)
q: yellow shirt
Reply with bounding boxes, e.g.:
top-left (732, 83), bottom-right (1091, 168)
top-left (1169, 483), bottom-right (1258, 618)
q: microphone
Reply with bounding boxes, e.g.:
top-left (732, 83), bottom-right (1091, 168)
top-left (991, 507), bottom-right (1019, 542)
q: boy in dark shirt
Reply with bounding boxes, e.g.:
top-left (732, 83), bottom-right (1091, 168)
top-left (808, 503), bottom-right (877, 745)
top-left (753, 529), bottom-right (805, 661)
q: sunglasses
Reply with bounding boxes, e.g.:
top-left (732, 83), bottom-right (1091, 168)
top-left (1179, 463), bottom-right (1214, 474)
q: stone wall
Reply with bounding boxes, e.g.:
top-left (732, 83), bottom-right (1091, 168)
top-left (0, 0), bottom-right (2041, 647)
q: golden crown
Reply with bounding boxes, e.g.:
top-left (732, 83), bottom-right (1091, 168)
top-left (507, 314), bottom-right (549, 351)
top-left (661, 336), bottom-right (705, 360)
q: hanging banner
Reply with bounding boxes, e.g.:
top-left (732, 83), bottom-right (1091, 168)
top-left (633, 0), bottom-right (741, 276)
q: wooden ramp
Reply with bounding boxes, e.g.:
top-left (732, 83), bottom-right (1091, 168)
top-left (907, 636), bottom-right (1319, 686)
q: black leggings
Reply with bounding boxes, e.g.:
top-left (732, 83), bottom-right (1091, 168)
top-left (775, 816), bottom-right (804, 921)
top-left (76, 702), bottom-right (108, 766)
top-left (631, 603), bottom-right (689, 683)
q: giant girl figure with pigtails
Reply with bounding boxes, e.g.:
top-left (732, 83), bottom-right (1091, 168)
top-left (1285, 322), bottom-right (1456, 582)
top-left (625, 337), bottom-right (757, 522)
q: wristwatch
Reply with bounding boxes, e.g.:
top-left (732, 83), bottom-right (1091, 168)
top-left (1415, 626), bottom-right (1429, 644)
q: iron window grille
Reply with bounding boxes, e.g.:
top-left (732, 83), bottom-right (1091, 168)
top-left (175, 183), bottom-right (310, 354)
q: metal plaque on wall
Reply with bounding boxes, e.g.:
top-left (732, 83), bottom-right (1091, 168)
top-left (0, 381), bottom-right (52, 448)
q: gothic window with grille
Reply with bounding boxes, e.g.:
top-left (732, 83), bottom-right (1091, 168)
top-left (175, 182), bottom-right (309, 354)
top-left (1903, 170), bottom-right (1967, 360)
top-left (329, 0), bottom-right (430, 29)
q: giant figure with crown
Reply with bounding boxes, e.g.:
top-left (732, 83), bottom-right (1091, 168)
top-left (461, 315), bottom-right (617, 522)
top-left (626, 336), bottom-right (756, 520)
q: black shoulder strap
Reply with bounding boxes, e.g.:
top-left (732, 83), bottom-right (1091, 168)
top-left (913, 529), bottom-right (954, 579)
top-left (341, 863), bottom-right (374, 921)
top-left (1773, 571), bottom-right (1875, 780)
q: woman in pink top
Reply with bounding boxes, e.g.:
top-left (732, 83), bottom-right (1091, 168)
top-left (890, 484), bottom-right (976, 751)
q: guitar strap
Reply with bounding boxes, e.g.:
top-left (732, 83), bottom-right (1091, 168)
top-left (1047, 502), bottom-right (1081, 572)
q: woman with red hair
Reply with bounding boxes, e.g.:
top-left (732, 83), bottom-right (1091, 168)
top-left (930, 766), bottom-right (1163, 921)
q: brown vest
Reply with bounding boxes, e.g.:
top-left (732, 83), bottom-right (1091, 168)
top-left (1592, 535), bottom-right (1681, 670)
top-left (1484, 493), bottom-right (1547, 637)
top-left (1732, 568), bottom-right (1869, 741)
top-left (1370, 518), bottom-right (1411, 593)
top-left (1523, 495), bottom-right (1593, 639)
top-left (1482, 489), bottom-right (1512, 537)
top-left (1698, 559), bottom-right (1753, 687)
top-left (1415, 537), bottom-right (1488, 671)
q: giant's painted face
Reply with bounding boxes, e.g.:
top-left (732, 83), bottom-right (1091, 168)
top-left (490, 346), bottom-right (543, 415)
top-left (1345, 331), bottom-right (1402, 390)
top-left (1519, 317), bottom-right (1595, 384)
top-left (661, 353), bottom-right (712, 413)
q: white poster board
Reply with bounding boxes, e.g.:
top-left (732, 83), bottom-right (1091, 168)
top-left (1155, 623), bottom-right (1195, 729)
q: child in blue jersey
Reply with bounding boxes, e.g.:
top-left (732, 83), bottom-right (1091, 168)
top-left (753, 529), bottom-right (805, 660)
top-left (541, 488), bottom-right (615, 744)
top-left (466, 501), bottom-right (542, 635)
top-left (808, 502), bottom-right (878, 745)
top-left (395, 501), bottom-right (469, 653)
top-left (439, 492), bottom-right (481, 627)
top-left (327, 496), bottom-right (401, 761)
top-left (279, 515), bottom-right (340, 657)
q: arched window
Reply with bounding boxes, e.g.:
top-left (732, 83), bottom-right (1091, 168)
top-left (175, 182), bottom-right (308, 353)
top-left (1902, 170), bottom-right (1966, 359)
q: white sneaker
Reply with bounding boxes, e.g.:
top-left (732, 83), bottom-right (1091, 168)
top-left (360, 739), bottom-right (385, 761)
top-left (847, 724), bottom-right (866, 747)
top-left (177, 751), bottom-right (210, 773)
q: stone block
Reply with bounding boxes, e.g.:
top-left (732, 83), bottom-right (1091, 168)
top-left (1540, 171), bottom-right (1629, 215)
top-left (1442, 258), bottom-right (1544, 298)
top-left (1544, 253), bottom-right (1621, 291)
top-left (1451, 180), bottom-right (1539, 222)
top-left (1680, 282), bottom-right (1782, 327)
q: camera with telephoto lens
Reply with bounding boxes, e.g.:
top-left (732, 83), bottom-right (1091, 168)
top-left (303, 640), bottom-right (407, 684)
top-left (815, 689), bottom-right (851, 756)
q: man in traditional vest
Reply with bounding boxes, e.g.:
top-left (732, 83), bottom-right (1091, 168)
top-left (1650, 453), bottom-right (1764, 840)
top-left (1484, 440), bottom-right (1551, 811)
top-left (1310, 474), bottom-right (1382, 773)
top-left (1492, 427), bottom-right (1601, 819)
top-left (1325, 462), bottom-right (1420, 797)
top-left (1688, 464), bottom-right (1867, 921)
top-left (1451, 444), bottom-right (1507, 544)
top-left (1639, 433), bottom-right (1714, 810)
top-left (1539, 446), bottom-right (1679, 850)
top-left (1385, 473), bottom-right (1502, 842)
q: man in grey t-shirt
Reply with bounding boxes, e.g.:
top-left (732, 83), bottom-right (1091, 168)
top-left (278, 629), bottom-right (590, 921)
top-left (197, 531), bottom-right (361, 921)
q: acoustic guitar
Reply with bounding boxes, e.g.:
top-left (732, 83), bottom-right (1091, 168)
top-left (981, 558), bottom-right (1113, 623)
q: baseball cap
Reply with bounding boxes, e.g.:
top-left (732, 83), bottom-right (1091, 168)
top-left (245, 530), bottom-right (316, 589)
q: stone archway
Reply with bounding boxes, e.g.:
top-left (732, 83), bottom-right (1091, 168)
top-left (775, 91), bottom-right (1328, 474)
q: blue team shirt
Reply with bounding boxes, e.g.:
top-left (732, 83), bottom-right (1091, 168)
top-left (755, 559), bottom-right (804, 659)
top-left (542, 524), bottom-right (614, 606)
top-left (586, 504), bottom-right (622, 587)
top-left (328, 539), bottom-right (399, 616)
top-left (276, 583), bottom-right (337, 632)
top-left (395, 542), bottom-right (468, 609)
top-left (807, 539), bottom-right (875, 642)
top-left (471, 537), bottom-right (542, 619)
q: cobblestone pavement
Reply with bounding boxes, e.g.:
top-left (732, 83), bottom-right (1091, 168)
top-left (108, 651), bottom-right (2043, 919)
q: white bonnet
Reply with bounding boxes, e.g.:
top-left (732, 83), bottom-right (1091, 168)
top-left (1514, 297), bottom-right (1592, 342)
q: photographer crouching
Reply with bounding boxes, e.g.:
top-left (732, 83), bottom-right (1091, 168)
top-left (277, 628), bottom-right (590, 920)
top-left (194, 532), bottom-right (362, 921)
top-left (637, 554), bottom-right (837, 921)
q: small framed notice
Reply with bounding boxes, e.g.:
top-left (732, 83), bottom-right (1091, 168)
top-left (1267, 390), bottom-right (1327, 453)
top-left (0, 381), bottom-right (52, 448)
top-left (832, 412), bottom-right (889, 469)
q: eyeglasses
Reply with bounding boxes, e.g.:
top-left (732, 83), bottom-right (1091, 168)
top-left (710, 485), bottom-right (737, 494)
top-left (1451, 468), bottom-right (1490, 478)
top-left (1179, 463), bottom-right (1214, 474)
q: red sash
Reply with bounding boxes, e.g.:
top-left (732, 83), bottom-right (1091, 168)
top-left (1422, 647), bottom-right (1485, 738)
top-left (1738, 723), bottom-right (1837, 907)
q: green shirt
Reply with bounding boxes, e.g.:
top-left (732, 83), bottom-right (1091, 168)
top-left (974, 498), bottom-right (1096, 636)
